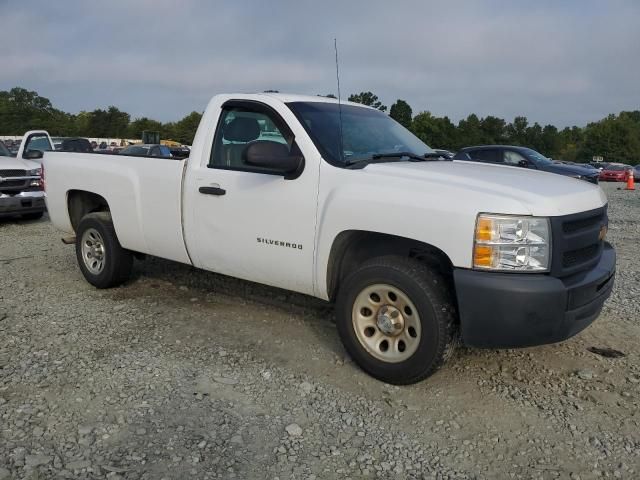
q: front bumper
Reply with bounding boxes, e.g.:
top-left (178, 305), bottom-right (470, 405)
top-left (454, 242), bottom-right (616, 348)
top-left (0, 191), bottom-right (46, 217)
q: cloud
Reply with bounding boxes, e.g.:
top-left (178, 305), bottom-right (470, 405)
top-left (1, 0), bottom-right (638, 126)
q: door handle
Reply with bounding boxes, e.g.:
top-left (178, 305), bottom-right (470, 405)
top-left (199, 186), bottom-right (226, 196)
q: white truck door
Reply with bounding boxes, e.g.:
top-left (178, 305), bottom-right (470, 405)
top-left (183, 100), bottom-right (319, 296)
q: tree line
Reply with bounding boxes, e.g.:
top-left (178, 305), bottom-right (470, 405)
top-left (350, 91), bottom-right (640, 164)
top-left (0, 87), bottom-right (202, 145)
top-left (1, 87), bottom-right (639, 163)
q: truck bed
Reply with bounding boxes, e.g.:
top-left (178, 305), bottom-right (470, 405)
top-left (44, 152), bottom-right (191, 264)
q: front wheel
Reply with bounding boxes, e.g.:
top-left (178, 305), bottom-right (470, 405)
top-left (335, 256), bottom-right (457, 384)
top-left (75, 212), bottom-right (132, 288)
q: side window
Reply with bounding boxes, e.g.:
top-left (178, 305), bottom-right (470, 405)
top-left (454, 151), bottom-right (471, 160)
top-left (470, 149), bottom-right (500, 163)
top-left (504, 150), bottom-right (527, 166)
top-left (210, 105), bottom-right (292, 173)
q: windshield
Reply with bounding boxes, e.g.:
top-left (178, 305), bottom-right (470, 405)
top-left (606, 165), bottom-right (628, 171)
top-left (520, 148), bottom-right (553, 166)
top-left (0, 141), bottom-right (11, 157)
top-left (287, 101), bottom-right (434, 166)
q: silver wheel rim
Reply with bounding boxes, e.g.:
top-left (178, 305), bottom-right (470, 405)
top-left (351, 283), bottom-right (421, 363)
top-left (81, 228), bottom-right (106, 275)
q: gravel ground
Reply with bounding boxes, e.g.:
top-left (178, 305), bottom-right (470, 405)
top-left (1, 182), bottom-right (639, 479)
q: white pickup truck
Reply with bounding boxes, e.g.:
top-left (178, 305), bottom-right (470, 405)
top-left (0, 131), bottom-right (52, 219)
top-left (42, 93), bottom-right (616, 384)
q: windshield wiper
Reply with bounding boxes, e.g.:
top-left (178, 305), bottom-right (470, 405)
top-left (345, 151), bottom-right (440, 169)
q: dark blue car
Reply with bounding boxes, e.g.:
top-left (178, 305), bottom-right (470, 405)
top-left (453, 146), bottom-right (599, 184)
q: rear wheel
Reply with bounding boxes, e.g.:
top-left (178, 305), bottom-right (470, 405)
top-left (75, 212), bottom-right (132, 288)
top-left (335, 256), bottom-right (457, 384)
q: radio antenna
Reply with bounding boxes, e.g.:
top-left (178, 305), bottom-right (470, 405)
top-left (334, 38), bottom-right (345, 162)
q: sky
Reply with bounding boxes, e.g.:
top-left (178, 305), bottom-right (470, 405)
top-left (1, 0), bottom-right (639, 127)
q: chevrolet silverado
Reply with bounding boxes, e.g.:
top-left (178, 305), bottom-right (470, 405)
top-left (42, 93), bottom-right (616, 384)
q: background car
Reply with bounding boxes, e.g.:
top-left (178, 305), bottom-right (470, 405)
top-left (60, 137), bottom-right (93, 153)
top-left (119, 144), bottom-right (173, 157)
top-left (575, 163), bottom-right (601, 174)
top-left (453, 145), bottom-right (599, 184)
top-left (599, 163), bottom-right (632, 182)
top-left (634, 165), bottom-right (640, 180)
top-left (4, 140), bottom-right (20, 156)
top-left (168, 145), bottom-right (190, 159)
top-left (433, 149), bottom-right (454, 159)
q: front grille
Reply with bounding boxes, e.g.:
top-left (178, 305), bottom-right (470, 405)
top-left (563, 244), bottom-right (599, 268)
top-left (563, 211), bottom-right (604, 234)
top-left (0, 169), bottom-right (27, 177)
top-left (0, 179), bottom-right (27, 188)
top-left (550, 206), bottom-right (607, 277)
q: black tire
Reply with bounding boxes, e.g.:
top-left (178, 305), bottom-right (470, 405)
top-left (75, 212), bottom-right (132, 289)
top-left (22, 211), bottom-right (44, 220)
top-left (335, 255), bottom-right (457, 385)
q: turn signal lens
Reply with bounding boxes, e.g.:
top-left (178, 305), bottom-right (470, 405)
top-left (473, 245), bottom-right (494, 267)
top-left (475, 217), bottom-right (494, 242)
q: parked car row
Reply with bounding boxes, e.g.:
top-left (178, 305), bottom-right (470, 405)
top-left (453, 145), bottom-right (600, 184)
top-left (0, 123), bottom-right (250, 220)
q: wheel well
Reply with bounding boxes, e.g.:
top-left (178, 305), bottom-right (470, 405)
top-left (326, 231), bottom-right (455, 301)
top-left (67, 190), bottom-right (110, 232)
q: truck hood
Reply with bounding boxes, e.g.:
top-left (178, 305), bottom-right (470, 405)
top-left (363, 160), bottom-right (606, 217)
top-left (0, 155), bottom-right (40, 171)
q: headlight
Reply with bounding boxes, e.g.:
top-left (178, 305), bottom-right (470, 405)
top-left (473, 214), bottom-right (551, 272)
top-left (28, 168), bottom-right (41, 176)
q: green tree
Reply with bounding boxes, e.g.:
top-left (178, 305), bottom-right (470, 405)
top-left (170, 111), bottom-right (203, 145)
top-left (0, 87), bottom-right (73, 135)
top-left (85, 107), bottom-right (130, 138)
top-left (389, 99), bottom-right (412, 129)
top-left (506, 116), bottom-right (529, 145)
top-left (411, 111), bottom-right (457, 149)
top-left (347, 91), bottom-right (387, 111)
top-left (579, 111), bottom-right (640, 163)
top-left (479, 116), bottom-right (507, 144)
top-left (456, 114), bottom-right (484, 148)
top-left (539, 125), bottom-right (561, 158)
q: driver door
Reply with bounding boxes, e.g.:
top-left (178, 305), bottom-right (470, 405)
top-left (183, 100), bottom-right (319, 296)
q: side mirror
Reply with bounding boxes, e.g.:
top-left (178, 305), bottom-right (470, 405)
top-left (244, 141), bottom-right (304, 180)
top-left (24, 149), bottom-right (44, 160)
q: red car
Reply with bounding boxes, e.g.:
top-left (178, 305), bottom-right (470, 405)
top-left (599, 164), bottom-right (632, 182)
